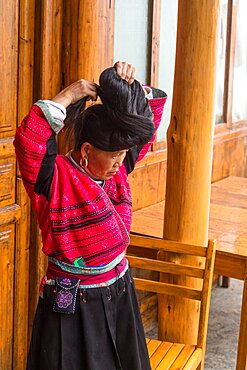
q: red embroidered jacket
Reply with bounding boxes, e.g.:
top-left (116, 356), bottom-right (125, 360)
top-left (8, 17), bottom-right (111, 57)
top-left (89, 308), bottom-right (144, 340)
top-left (14, 92), bottom-right (167, 269)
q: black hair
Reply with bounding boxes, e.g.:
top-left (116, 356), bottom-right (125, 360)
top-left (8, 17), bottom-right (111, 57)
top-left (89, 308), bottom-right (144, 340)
top-left (64, 67), bottom-right (154, 152)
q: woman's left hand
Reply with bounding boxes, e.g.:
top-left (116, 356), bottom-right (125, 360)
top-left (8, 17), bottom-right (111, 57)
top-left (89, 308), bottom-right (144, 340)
top-left (51, 79), bottom-right (97, 108)
top-left (114, 61), bottom-right (136, 84)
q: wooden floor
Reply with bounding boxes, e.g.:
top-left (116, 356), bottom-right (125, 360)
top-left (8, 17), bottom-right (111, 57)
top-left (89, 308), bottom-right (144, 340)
top-left (132, 176), bottom-right (247, 260)
top-left (131, 176), bottom-right (247, 370)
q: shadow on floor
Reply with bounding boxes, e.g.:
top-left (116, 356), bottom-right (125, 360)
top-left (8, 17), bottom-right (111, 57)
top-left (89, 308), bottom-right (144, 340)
top-left (205, 279), bottom-right (243, 370)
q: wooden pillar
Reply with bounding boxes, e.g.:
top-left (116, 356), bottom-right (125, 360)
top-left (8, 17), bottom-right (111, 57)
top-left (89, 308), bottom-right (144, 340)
top-left (158, 0), bottom-right (220, 344)
top-left (78, 0), bottom-right (99, 82)
top-left (62, 0), bottom-right (114, 88)
top-left (77, 0), bottom-right (115, 82)
top-left (29, 0), bottom-right (63, 339)
top-left (14, 0), bottom-right (35, 367)
top-left (59, 0), bottom-right (114, 154)
top-left (33, 0), bottom-right (63, 100)
top-left (236, 278), bottom-right (247, 370)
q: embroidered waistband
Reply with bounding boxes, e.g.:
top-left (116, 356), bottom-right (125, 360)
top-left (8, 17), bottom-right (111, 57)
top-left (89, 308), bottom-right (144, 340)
top-left (42, 262), bottom-right (129, 292)
top-left (48, 252), bottom-right (125, 275)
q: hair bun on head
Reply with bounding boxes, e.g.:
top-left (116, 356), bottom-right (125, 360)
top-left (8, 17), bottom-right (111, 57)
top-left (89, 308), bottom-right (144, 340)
top-left (97, 67), bottom-right (131, 113)
top-left (65, 67), bottom-right (155, 152)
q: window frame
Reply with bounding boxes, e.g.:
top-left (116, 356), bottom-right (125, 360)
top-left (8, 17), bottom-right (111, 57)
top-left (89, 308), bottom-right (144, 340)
top-left (221, 0), bottom-right (238, 129)
top-left (149, 0), bottom-right (167, 151)
top-left (150, 0), bottom-right (246, 149)
top-left (215, 0), bottom-right (247, 137)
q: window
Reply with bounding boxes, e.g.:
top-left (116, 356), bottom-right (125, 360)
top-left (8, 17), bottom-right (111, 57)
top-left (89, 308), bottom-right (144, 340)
top-left (157, 0), bottom-right (178, 142)
top-left (114, 0), bottom-right (152, 84)
top-left (114, 0), bottom-right (246, 147)
top-left (232, 0), bottom-right (247, 122)
top-left (215, 0), bottom-right (228, 124)
top-left (215, 0), bottom-right (247, 127)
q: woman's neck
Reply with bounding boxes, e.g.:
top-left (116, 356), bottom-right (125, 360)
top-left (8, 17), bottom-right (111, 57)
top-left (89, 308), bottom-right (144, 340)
top-left (71, 150), bottom-right (81, 165)
top-left (69, 150), bottom-right (104, 185)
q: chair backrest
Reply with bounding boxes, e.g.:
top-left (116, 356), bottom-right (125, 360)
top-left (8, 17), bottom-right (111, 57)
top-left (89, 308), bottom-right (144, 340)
top-left (126, 235), bottom-right (216, 350)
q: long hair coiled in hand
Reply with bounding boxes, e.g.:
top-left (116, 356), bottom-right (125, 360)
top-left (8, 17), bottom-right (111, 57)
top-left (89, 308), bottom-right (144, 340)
top-left (64, 67), bottom-right (154, 151)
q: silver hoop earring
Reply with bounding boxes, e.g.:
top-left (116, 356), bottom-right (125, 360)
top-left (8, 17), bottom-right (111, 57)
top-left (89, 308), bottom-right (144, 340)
top-left (80, 157), bottom-right (88, 168)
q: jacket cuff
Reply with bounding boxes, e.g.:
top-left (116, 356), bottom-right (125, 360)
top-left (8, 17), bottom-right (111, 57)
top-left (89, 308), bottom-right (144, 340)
top-left (34, 100), bottom-right (65, 134)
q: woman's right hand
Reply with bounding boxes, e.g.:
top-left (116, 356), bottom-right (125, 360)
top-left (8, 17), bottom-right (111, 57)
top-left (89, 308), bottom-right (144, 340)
top-left (114, 61), bottom-right (136, 84)
top-left (52, 79), bottom-right (97, 108)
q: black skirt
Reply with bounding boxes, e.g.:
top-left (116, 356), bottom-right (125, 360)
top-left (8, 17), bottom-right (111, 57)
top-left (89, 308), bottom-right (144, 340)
top-left (27, 269), bottom-right (151, 370)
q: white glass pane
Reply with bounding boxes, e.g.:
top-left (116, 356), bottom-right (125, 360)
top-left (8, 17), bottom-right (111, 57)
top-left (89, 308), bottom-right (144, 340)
top-left (114, 0), bottom-right (152, 84)
top-left (232, 0), bottom-right (247, 122)
top-left (157, 0), bottom-right (178, 141)
top-left (215, 0), bottom-right (228, 124)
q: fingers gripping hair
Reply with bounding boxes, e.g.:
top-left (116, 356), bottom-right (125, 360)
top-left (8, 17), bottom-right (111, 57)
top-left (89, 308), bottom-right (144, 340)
top-left (64, 67), bottom-right (154, 152)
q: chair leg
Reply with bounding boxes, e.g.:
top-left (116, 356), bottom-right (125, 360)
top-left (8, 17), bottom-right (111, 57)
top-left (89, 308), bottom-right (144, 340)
top-left (216, 275), bottom-right (221, 286)
top-left (222, 276), bottom-right (230, 288)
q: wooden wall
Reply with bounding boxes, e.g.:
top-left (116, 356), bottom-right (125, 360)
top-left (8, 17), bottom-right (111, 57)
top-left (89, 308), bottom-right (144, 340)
top-left (212, 123), bottom-right (247, 181)
top-left (0, 1), bottom-right (114, 369)
top-left (0, 1), bottom-right (29, 369)
top-left (129, 123), bottom-right (247, 211)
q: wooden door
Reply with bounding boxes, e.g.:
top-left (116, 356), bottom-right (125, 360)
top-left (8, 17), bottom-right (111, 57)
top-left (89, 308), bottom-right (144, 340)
top-left (0, 1), bottom-right (114, 368)
top-left (0, 1), bottom-right (21, 369)
top-left (0, 1), bottom-right (34, 368)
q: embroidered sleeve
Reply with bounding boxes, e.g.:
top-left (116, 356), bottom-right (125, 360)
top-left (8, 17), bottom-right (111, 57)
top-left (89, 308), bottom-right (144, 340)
top-left (124, 87), bottom-right (167, 174)
top-left (14, 102), bottom-right (64, 201)
top-left (36, 100), bottom-right (66, 134)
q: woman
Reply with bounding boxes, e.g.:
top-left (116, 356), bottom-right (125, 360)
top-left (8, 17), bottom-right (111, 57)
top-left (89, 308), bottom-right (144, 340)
top-left (14, 62), bottom-right (167, 370)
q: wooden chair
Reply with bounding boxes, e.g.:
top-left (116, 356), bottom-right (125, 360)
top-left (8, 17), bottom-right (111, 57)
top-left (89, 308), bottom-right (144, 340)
top-left (127, 235), bottom-right (216, 370)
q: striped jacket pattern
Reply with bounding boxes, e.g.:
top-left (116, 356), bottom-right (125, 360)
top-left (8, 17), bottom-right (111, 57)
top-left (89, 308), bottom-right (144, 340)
top-left (14, 92), bottom-right (167, 270)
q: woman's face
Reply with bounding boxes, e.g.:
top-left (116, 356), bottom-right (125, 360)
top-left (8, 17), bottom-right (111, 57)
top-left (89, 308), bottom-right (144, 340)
top-left (82, 144), bottom-right (128, 180)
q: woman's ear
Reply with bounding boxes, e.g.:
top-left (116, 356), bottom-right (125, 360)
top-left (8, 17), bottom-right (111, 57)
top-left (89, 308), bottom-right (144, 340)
top-left (80, 142), bottom-right (92, 157)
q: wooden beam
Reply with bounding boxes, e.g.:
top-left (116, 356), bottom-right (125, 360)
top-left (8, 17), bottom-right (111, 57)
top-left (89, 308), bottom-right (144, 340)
top-left (17, 0), bottom-right (35, 122)
top-left (236, 278), bottom-right (247, 370)
top-left (61, 0), bottom-right (114, 86)
top-left (78, 0), bottom-right (99, 82)
top-left (150, 0), bottom-right (161, 87)
top-left (33, 0), bottom-right (63, 100)
top-left (98, 0), bottom-right (115, 74)
top-left (150, 0), bottom-right (162, 152)
top-left (159, 0), bottom-right (220, 344)
top-left (58, 0), bottom-right (114, 155)
top-left (14, 1), bottom-right (35, 366)
top-left (127, 255), bottom-right (205, 278)
top-left (78, 0), bottom-right (114, 83)
top-left (29, 0), bottom-right (63, 341)
top-left (14, 180), bottom-right (31, 369)
top-left (61, 0), bottom-right (79, 87)
top-left (130, 234), bottom-right (207, 256)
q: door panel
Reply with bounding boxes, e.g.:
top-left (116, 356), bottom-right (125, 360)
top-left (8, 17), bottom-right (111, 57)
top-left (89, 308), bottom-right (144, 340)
top-left (0, 223), bottom-right (15, 370)
top-left (0, 1), bottom-right (115, 368)
top-left (0, 0), bottom-right (20, 368)
top-left (13, 179), bottom-right (30, 369)
top-left (0, 2), bottom-right (18, 138)
top-left (0, 146), bottom-right (16, 207)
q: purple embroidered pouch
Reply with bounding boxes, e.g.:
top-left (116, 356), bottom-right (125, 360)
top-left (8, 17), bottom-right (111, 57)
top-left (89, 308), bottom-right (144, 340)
top-left (53, 276), bottom-right (80, 314)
